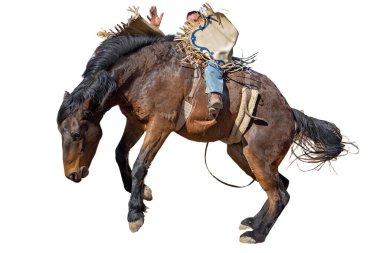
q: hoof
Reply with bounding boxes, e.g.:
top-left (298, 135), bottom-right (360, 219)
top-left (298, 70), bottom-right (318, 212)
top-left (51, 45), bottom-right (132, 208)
top-left (240, 217), bottom-right (260, 230)
top-left (143, 185), bottom-right (153, 201)
top-left (239, 224), bottom-right (251, 231)
top-left (239, 236), bottom-right (257, 244)
top-left (129, 218), bottom-right (144, 233)
top-left (240, 231), bottom-right (265, 244)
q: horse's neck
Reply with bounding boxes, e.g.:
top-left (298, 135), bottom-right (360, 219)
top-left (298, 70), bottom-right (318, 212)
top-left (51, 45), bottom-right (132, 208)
top-left (112, 48), bottom-right (193, 123)
top-left (115, 42), bottom-right (184, 99)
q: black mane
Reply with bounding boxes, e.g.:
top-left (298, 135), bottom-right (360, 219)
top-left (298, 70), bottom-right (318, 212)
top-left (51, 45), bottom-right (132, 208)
top-left (57, 35), bottom-right (174, 124)
top-left (83, 34), bottom-right (174, 78)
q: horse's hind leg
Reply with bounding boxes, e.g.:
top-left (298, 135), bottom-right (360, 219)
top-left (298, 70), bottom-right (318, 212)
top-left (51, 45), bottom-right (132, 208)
top-left (115, 120), bottom-right (152, 200)
top-left (127, 117), bottom-right (173, 232)
top-left (239, 136), bottom-right (292, 243)
top-left (239, 174), bottom-right (289, 231)
top-left (227, 143), bottom-right (289, 232)
top-left (227, 143), bottom-right (256, 180)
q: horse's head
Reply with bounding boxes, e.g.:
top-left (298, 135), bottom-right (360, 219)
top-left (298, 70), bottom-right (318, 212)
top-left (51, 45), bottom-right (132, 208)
top-left (57, 93), bottom-right (103, 183)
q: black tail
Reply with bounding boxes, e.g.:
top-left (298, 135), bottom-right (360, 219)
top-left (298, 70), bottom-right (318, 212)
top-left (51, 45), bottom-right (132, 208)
top-left (291, 108), bottom-right (354, 169)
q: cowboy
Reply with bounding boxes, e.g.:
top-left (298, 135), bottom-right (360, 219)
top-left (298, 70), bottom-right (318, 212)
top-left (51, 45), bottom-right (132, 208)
top-left (148, 6), bottom-right (225, 116)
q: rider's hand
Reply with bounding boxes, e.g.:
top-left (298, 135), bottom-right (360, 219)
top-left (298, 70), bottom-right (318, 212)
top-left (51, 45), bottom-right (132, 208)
top-left (200, 3), bottom-right (215, 17)
top-left (147, 6), bottom-right (164, 28)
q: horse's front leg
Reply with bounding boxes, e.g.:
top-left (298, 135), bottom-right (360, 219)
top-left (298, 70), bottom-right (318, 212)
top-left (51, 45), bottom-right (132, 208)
top-left (128, 118), bottom-right (173, 232)
top-left (115, 120), bottom-right (153, 200)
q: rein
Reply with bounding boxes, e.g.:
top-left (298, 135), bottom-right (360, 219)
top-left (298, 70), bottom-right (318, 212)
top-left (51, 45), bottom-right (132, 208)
top-left (204, 142), bottom-right (254, 188)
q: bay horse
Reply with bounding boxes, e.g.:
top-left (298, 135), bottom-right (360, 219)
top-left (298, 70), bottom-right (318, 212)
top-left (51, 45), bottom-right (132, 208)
top-left (57, 34), bottom-right (352, 243)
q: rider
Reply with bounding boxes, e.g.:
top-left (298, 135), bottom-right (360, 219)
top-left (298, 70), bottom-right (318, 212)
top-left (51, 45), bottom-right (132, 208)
top-left (148, 6), bottom-right (224, 116)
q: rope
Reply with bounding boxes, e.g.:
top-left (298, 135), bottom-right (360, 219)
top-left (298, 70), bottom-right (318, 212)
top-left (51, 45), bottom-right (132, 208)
top-left (204, 142), bottom-right (254, 188)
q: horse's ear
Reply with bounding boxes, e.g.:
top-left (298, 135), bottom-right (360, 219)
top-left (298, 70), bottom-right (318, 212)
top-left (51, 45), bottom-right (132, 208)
top-left (82, 98), bottom-right (91, 111)
top-left (63, 91), bottom-right (70, 100)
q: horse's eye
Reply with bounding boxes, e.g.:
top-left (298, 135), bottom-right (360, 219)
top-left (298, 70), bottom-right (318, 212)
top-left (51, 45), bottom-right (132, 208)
top-left (71, 131), bottom-right (81, 140)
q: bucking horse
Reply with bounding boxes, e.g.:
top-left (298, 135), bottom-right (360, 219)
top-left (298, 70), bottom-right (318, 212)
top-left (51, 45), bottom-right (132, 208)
top-left (57, 33), bottom-right (354, 243)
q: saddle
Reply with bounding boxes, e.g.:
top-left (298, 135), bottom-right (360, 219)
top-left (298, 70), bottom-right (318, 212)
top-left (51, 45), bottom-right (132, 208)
top-left (175, 64), bottom-right (260, 144)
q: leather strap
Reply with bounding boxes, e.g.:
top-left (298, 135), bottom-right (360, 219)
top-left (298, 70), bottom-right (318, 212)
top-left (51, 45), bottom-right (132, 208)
top-left (188, 64), bottom-right (202, 99)
top-left (175, 63), bottom-right (203, 131)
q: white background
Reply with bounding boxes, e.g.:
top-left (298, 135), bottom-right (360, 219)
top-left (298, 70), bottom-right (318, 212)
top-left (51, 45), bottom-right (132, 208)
top-left (1, 0), bottom-right (379, 252)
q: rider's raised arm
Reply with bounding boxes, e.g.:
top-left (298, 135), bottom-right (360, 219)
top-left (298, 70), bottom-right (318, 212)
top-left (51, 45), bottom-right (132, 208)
top-left (147, 6), bottom-right (164, 28)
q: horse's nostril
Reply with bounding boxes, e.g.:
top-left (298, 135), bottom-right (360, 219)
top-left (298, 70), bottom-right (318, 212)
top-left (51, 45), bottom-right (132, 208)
top-left (67, 172), bottom-right (76, 180)
top-left (67, 172), bottom-right (80, 182)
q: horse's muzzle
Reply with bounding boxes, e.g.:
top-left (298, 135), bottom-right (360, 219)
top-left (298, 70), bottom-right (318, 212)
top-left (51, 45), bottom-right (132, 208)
top-left (66, 166), bottom-right (89, 183)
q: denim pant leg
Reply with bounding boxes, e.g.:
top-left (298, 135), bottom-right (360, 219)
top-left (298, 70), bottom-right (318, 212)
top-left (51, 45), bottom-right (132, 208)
top-left (204, 61), bottom-right (223, 94)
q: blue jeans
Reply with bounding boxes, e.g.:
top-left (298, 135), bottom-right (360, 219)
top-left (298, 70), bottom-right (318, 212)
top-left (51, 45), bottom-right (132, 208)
top-left (205, 61), bottom-right (223, 94)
